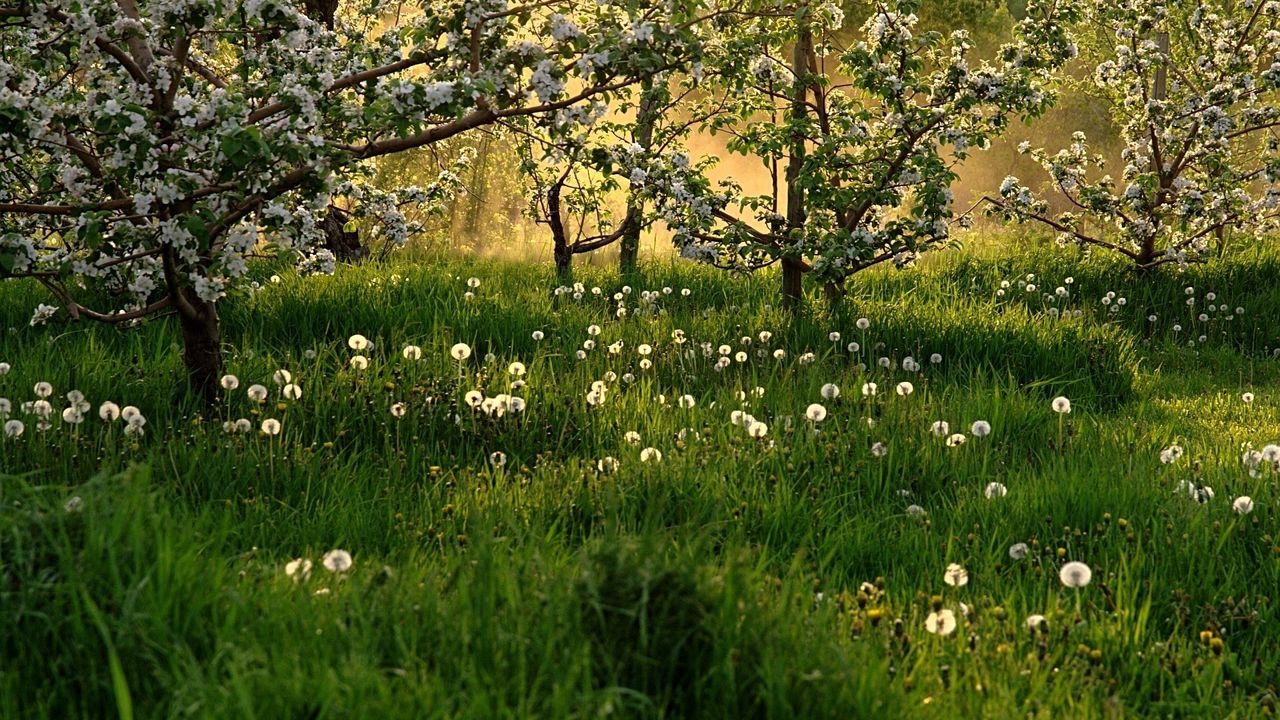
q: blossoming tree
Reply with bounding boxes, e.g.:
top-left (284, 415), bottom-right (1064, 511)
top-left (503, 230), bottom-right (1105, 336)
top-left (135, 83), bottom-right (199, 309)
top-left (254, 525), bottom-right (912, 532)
top-left (514, 55), bottom-right (742, 279)
top-left (987, 0), bottom-right (1280, 270)
top-left (514, 80), bottom-right (666, 280)
top-left (638, 0), bottom-right (1079, 307)
top-left (0, 0), bottom-right (709, 399)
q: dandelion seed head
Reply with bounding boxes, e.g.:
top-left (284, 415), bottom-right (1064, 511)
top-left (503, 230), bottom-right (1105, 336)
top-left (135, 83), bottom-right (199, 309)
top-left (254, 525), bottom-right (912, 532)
top-left (322, 549), bottom-right (353, 573)
top-left (286, 558), bottom-right (313, 579)
top-left (925, 609), bottom-right (956, 635)
top-left (99, 402), bottom-right (120, 421)
top-left (1059, 561), bottom-right (1092, 588)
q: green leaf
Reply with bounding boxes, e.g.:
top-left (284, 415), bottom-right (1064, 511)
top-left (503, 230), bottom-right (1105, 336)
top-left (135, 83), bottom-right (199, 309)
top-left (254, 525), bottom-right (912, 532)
top-left (79, 218), bottom-right (105, 249)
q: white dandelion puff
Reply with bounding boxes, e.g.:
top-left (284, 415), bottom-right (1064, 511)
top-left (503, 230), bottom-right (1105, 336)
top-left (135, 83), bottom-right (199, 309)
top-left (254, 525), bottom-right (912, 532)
top-left (322, 549), bottom-right (353, 573)
top-left (1059, 561), bottom-right (1092, 588)
top-left (925, 609), bottom-right (957, 635)
top-left (943, 563), bottom-right (969, 587)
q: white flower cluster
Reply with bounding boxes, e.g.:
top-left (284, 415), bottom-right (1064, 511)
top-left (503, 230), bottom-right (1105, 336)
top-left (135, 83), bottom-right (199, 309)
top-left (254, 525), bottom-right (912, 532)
top-left (994, 0), bottom-right (1280, 267)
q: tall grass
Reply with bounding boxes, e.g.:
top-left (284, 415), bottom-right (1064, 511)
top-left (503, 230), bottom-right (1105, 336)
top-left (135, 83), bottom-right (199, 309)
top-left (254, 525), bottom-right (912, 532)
top-left (2, 244), bottom-right (1279, 717)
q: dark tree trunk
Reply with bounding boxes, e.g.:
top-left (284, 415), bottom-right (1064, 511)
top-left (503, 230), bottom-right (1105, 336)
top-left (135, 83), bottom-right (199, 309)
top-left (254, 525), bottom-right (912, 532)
top-left (548, 179), bottom-right (572, 281)
top-left (1136, 238), bottom-right (1158, 270)
top-left (782, 20), bottom-right (814, 311)
top-left (177, 287), bottom-right (222, 405)
top-left (323, 205), bottom-right (366, 262)
top-left (782, 257), bottom-right (805, 306)
top-left (554, 241), bottom-right (572, 280)
top-left (620, 80), bottom-right (658, 276)
top-left (823, 279), bottom-right (845, 312)
top-left (300, 0), bottom-right (338, 28)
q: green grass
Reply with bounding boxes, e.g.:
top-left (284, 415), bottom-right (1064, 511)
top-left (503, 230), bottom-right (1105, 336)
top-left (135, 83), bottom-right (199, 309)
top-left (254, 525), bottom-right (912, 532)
top-left (2, 241), bottom-right (1280, 718)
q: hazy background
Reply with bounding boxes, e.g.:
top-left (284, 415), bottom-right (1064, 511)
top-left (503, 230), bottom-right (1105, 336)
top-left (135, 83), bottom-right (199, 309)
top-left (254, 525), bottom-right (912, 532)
top-left (370, 0), bottom-right (1121, 265)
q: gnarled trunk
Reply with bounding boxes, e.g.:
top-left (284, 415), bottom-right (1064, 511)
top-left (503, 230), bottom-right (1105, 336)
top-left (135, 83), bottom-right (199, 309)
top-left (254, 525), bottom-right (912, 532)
top-left (323, 206), bottom-right (366, 262)
top-left (178, 288), bottom-right (223, 405)
top-left (548, 178), bottom-right (573, 281)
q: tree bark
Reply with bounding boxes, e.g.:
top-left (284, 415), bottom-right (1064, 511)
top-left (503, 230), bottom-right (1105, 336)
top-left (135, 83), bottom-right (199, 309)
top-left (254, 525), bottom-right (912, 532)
top-left (177, 287), bottom-right (223, 405)
top-left (1138, 30), bottom-right (1170, 271)
top-left (782, 257), bottom-right (805, 306)
top-left (823, 279), bottom-right (845, 313)
top-left (782, 19), bottom-right (813, 310)
top-left (548, 178), bottom-right (573, 281)
top-left (323, 205), bottom-right (366, 262)
top-left (620, 80), bottom-right (658, 276)
top-left (300, 0), bottom-right (338, 28)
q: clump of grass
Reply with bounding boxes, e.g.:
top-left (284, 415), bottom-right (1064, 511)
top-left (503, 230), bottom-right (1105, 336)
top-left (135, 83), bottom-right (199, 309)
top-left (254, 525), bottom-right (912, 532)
top-left (576, 538), bottom-right (714, 713)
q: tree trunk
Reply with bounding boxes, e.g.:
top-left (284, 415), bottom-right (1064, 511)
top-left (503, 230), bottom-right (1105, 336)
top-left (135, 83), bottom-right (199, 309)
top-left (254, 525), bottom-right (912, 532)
top-left (782, 19), bottom-right (813, 311)
top-left (548, 179), bottom-right (572, 281)
top-left (781, 257), bottom-right (805, 306)
top-left (300, 0), bottom-right (338, 28)
top-left (620, 80), bottom-right (658, 276)
top-left (617, 200), bottom-right (643, 277)
top-left (1138, 30), bottom-right (1169, 272)
top-left (177, 287), bottom-right (223, 405)
top-left (823, 279), bottom-right (845, 313)
top-left (323, 205), bottom-right (366, 262)
top-left (1136, 235), bottom-right (1158, 270)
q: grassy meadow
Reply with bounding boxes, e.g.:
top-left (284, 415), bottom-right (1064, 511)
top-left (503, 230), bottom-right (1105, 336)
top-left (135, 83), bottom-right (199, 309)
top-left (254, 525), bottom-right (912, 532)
top-left (3, 239), bottom-right (1280, 718)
